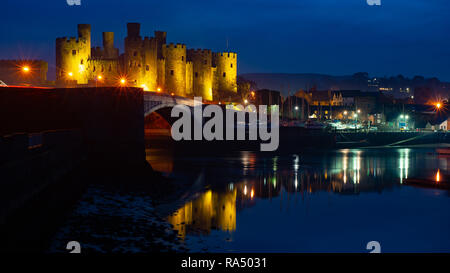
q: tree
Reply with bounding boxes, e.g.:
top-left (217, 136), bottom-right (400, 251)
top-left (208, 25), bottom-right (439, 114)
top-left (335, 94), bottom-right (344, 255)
top-left (237, 76), bottom-right (257, 101)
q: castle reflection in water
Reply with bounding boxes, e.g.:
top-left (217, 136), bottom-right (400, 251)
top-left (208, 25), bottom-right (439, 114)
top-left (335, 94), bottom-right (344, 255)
top-left (163, 149), bottom-right (447, 239)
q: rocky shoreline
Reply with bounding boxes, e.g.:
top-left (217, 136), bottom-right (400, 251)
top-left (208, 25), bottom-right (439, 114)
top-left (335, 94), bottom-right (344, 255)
top-left (49, 184), bottom-right (187, 253)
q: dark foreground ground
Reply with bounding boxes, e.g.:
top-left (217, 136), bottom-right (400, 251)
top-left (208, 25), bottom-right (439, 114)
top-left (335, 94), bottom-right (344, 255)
top-left (0, 158), bottom-right (190, 253)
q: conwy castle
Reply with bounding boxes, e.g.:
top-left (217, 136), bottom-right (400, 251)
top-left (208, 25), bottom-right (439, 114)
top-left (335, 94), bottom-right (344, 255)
top-left (56, 23), bottom-right (237, 100)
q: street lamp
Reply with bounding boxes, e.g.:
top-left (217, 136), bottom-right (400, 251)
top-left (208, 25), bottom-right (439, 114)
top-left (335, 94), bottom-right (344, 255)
top-left (22, 66), bottom-right (30, 72)
top-left (244, 99), bottom-right (248, 105)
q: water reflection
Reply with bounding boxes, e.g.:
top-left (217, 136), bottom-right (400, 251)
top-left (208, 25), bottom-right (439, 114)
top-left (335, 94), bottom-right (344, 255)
top-left (168, 189), bottom-right (237, 239)
top-left (159, 148), bottom-right (448, 243)
top-left (399, 149), bottom-right (409, 184)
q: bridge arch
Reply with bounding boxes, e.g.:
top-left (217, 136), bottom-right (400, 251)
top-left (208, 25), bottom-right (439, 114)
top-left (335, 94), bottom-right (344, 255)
top-left (144, 102), bottom-right (177, 117)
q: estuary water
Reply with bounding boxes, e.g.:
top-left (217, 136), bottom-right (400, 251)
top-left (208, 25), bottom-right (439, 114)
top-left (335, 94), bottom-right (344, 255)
top-left (148, 147), bottom-right (450, 253)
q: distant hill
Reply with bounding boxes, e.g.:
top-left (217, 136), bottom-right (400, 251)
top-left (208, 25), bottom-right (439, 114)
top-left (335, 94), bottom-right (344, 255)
top-left (240, 73), bottom-right (362, 96)
top-left (239, 73), bottom-right (450, 99)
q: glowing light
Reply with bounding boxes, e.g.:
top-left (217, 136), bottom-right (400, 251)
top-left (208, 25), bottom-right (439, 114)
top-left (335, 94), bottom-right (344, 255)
top-left (436, 103), bottom-right (442, 109)
top-left (436, 169), bottom-right (440, 182)
top-left (170, 92), bottom-right (175, 96)
top-left (97, 75), bottom-right (102, 80)
top-left (251, 91), bottom-right (255, 97)
top-left (357, 109), bottom-right (361, 113)
top-left (22, 66), bottom-right (30, 72)
top-left (343, 111), bottom-right (348, 115)
top-left (244, 99), bottom-right (248, 104)
top-left (120, 78), bottom-right (126, 85)
top-left (140, 84), bottom-right (149, 91)
top-left (79, 64), bottom-right (85, 73)
top-left (68, 72), bottom-right (73, 77)
top-left (157, 87), bottom-right (161, 92)
top-left (295, 106), bottom-right (299, 110)
top-left (243, 185), bottom-right (248, 195)
top-left (250, 188), bottom-right (254, 199)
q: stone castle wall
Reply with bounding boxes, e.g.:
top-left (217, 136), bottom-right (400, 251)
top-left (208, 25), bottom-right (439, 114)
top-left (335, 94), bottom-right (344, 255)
top-left (56, 23), bottom-right (237, 100)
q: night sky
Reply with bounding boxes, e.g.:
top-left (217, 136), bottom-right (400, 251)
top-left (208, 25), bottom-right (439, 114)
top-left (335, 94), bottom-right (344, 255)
top-left (1, 0), bottom-right (449, 81)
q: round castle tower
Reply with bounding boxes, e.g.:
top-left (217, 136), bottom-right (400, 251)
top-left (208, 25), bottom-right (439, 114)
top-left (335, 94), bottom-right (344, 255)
top-left (124, 23), bottom-right (143, 86)
top-left (213, 52), bottom-right (237, 93)
top-left (55, 24), bottom-right (91, 84)
top-left (162, 43), bottom-right (187, 96)
top-left (188, 49), bottom-right (213, 100)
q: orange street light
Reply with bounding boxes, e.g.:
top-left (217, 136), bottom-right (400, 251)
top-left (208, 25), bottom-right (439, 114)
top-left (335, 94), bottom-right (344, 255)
top-left (68, 72), bottom-right (73, 77)
top-left (436, 102), bottom-right (442, 109)
top-left (22, 66), bottom-right (30, 72)
top-left (97, 75), bottom-right (103, 80)
top-left (120, 78), bottom-right (126, 85)
top-left (157, 87), bottom-right (161, 92)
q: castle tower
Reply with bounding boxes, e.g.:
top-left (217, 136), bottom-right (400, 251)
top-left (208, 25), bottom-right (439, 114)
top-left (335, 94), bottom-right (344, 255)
top-left (55, 24), bottom-right (91, 84)
top-left (154, 31), bottom-right (166, 59)
top-left (162, 43), bottom-right (187, 96)
top-left (78, 24), bottom-right (91, 60)
top-left (213, 52), bottom-right (237, 93)
top-left (186, 61), bottom-right (193, 96)
top-left (142, 37), bottom-right (158, 91)
top-left (188, 49), bottom-right (213, 100)
top-left (102, 32), bottom-right (119, 59)
top-left (124, 23), bottom-right (143, 86)
top-left (157, 58), bottom-right (166, 91)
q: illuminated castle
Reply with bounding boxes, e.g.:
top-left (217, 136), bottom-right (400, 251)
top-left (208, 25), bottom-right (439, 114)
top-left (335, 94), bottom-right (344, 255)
top-left (56, 23), bottom-right (237, 100)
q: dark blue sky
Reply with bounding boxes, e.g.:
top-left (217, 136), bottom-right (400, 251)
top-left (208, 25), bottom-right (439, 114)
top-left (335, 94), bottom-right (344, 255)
top-left (1, 0), bottom-right (449, 81)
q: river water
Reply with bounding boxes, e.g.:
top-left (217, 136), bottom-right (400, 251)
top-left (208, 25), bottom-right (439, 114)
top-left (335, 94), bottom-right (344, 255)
top-left (148, 147), bottom-right (450, 253)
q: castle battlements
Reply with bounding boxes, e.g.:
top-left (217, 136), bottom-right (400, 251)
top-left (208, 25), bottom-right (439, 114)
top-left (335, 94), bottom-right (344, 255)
top-left (165, 43), bottom-right (186, 49)
top-left (213, 52), bottom-right (237, 58)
